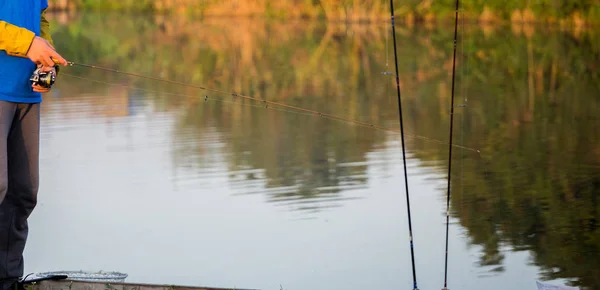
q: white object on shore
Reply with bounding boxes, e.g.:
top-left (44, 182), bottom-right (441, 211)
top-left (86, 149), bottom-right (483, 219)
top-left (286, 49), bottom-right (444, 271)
top-left (536, 281), bottom-right (580, 290)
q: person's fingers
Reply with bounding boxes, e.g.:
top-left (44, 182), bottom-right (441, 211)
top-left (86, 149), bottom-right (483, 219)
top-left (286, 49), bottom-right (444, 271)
top-left (26, 37), bottom-right (68, 66)
top-left (49, 51), bottom-right (68, 66)
top-left (32, 84), bottom-right (50, 92)
top-left (32, 86), bottom-right (49, 93)
top-left (30, 56), bottom-right (42, 66)
top-left (38, 66), bottom-right (53, 72)
top-left (40, 54), bottom-right (54, 67)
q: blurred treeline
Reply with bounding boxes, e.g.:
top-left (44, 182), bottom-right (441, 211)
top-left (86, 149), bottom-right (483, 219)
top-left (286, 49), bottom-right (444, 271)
top-left (48, 0), bottom-right (600, 25)
top-left (45, 10), bottom-right (600, 288)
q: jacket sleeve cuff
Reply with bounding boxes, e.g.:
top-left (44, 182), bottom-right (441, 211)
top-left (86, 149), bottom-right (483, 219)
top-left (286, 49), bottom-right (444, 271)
top-left (13, 29), bottom-right (36, 56)
top-left (1, 21), bottom-right (36, 57)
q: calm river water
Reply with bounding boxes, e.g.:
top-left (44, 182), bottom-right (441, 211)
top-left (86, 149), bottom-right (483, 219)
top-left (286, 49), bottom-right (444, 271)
top-left (22, 13), bottom-right (600, 290)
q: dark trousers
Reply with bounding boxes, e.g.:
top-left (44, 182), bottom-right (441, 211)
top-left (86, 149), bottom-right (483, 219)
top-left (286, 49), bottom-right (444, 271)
top-left (0, 101), bottom-right (40, 290)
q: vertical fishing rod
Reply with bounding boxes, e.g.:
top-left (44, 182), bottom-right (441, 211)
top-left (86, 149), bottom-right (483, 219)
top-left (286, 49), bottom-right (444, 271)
top-left (388, 1), bottom-right (419, 289)
top-left (443, 0), bottom-right (461, 289)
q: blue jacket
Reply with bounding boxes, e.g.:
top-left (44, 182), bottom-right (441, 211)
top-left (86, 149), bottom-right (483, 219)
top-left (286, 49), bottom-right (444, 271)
top-left (0, 0), bottom-right (52, 103)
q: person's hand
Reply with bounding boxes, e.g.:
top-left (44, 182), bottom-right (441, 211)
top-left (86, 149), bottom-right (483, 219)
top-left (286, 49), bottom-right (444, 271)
top-left (26, 36), bottom-right (68, 67)
top-left (32, 65), bottom-right (56, 93)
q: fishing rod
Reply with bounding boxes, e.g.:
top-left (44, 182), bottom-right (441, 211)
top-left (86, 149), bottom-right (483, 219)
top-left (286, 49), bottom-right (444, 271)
top-left (388, 0), bottom-right (418, 289)
top-left (41, 60), bottom-right (478, 154)
top-left (28, 53), bottom-right (480, 153)
top-left (443, 0), bottom-right (462, 289)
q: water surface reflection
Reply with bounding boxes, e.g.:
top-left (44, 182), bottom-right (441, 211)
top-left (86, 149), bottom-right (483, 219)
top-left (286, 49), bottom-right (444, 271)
top-left (24, 13), bottom-right (600, 290)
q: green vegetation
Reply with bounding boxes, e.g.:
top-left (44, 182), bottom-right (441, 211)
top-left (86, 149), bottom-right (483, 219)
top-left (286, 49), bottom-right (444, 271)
top-left (46, 12), bottom-right (600, 289)
top-left (47, 0), bottom-right (600, 24)
top-left (69, 0), bottom-right (154, 11)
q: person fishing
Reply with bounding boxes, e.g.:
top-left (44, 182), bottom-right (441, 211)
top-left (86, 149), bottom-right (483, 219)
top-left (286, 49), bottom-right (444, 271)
top-left (0, 1), bottom-right (68, 289)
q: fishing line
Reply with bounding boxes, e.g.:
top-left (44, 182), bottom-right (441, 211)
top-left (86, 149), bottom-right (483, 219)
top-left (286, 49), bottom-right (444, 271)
top-left (60, 73), bottom-right (320, 119)
top-left (63, 72), bottom-right (419, 136)
top-left (388, 0), bottom-right (419, 289)
top-left (458, 0), bottom-right (468, 243)
top-left (386, 16), bottom-right (390, 69)
top-left (461, 2), bottom-right (468, 105)
top-left (59, 61), bottom-right (480, 153)
top-left (443, 0), bottom-right (461, 289)
top-left (384, 15), bottom-right (393, 106)
top-left (63, 72), bottom-right (464, 146)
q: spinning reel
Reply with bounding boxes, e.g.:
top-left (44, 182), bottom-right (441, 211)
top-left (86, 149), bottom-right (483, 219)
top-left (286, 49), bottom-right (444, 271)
top-left (30, 65), bottom-right (58, 89)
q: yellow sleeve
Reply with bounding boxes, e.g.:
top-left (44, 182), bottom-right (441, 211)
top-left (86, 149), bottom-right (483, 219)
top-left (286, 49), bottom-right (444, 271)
top-left (0, 20), bottom-right (36, 56)
top-left (40, 8), bottom-right (54, 47)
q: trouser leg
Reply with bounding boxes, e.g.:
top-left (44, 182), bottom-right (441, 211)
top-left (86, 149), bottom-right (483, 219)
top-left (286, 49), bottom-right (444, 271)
top-left (0, 102), bottom-right (40, 290)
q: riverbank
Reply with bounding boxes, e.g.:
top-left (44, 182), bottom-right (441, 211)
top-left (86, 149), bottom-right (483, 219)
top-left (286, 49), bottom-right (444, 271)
top-left (47, 0), bottom-right (599, 27)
